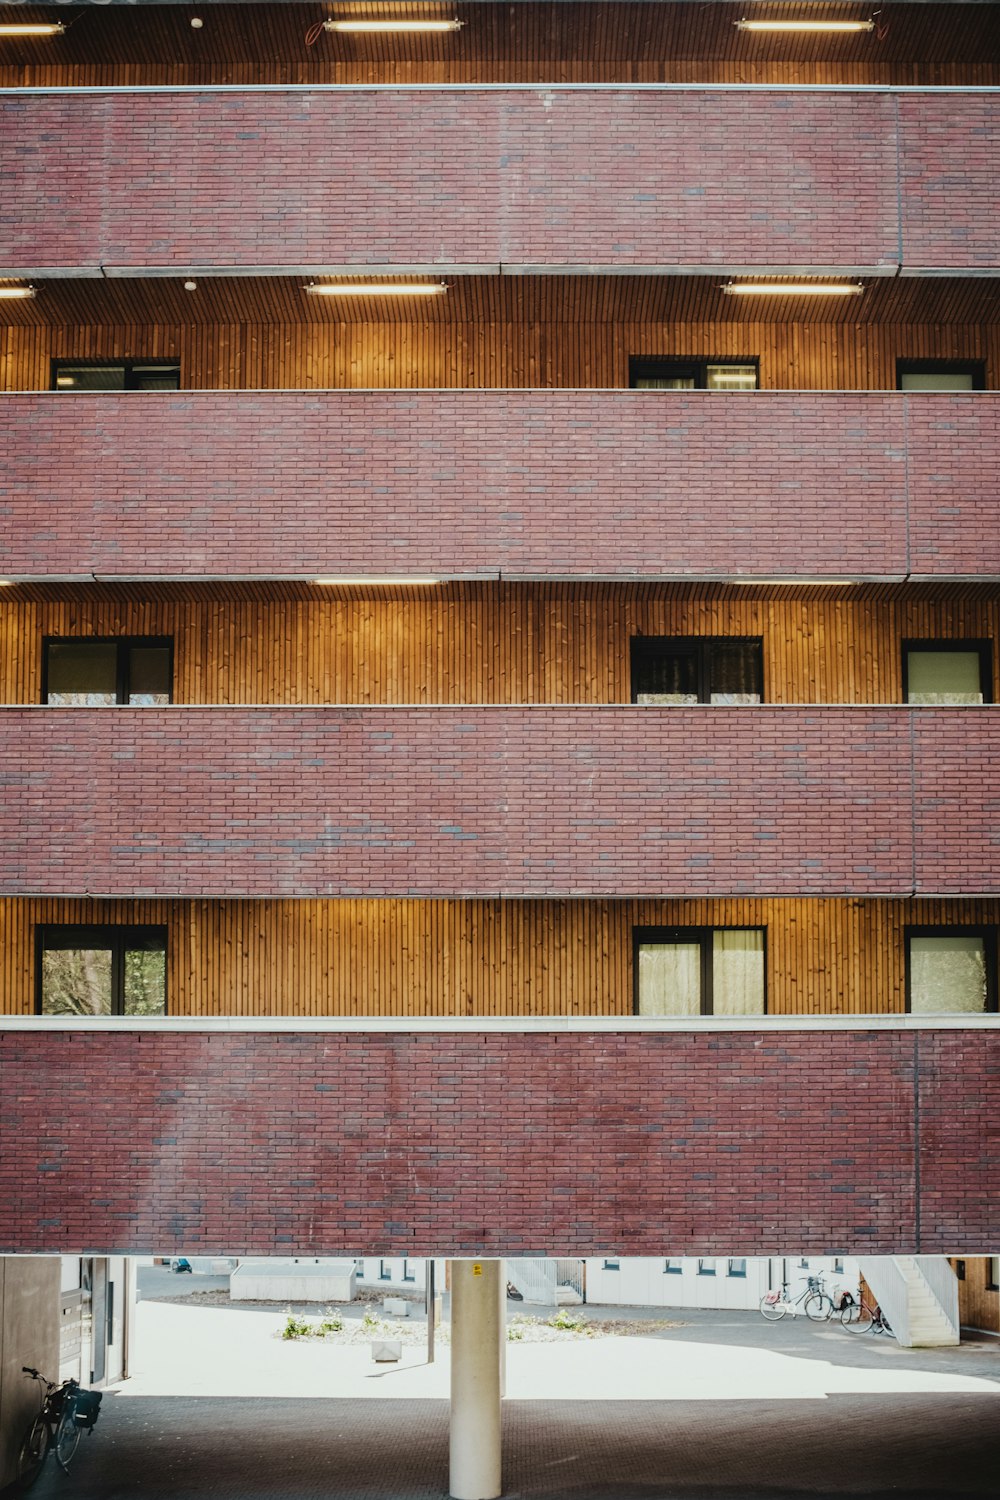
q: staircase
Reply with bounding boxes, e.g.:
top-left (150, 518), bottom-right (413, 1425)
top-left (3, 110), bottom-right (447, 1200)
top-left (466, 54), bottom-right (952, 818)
top-left (505, 1258), bottom-right (557, 1306)
top-left (857, 1257), bottom-right (960, 1347)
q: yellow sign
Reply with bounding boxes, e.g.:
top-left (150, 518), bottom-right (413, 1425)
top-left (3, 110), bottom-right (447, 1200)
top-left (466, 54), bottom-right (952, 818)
top-left (472, 1263), bottom-right (483, 1276)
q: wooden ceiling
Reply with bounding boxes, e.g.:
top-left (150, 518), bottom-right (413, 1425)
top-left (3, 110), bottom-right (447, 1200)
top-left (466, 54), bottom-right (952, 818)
top-left (0, 2), bottom-right (997, 83)
top-left (1, 274), bottom-right (998, 327)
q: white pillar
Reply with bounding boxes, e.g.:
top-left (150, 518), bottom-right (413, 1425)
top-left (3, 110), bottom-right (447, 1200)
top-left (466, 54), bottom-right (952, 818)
top-left (449, 1259), bottom-right (503, 1500)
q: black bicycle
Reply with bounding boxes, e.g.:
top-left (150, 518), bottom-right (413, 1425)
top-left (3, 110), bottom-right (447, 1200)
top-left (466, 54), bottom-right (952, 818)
top-left (16, 1367), bottom-right (102, 1489)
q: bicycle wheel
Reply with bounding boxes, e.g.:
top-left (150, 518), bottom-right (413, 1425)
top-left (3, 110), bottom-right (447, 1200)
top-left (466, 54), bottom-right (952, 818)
top-left (759, 1292), bottom-right (786, 1322)
top-left (54, 1406), bottom-right (82, 1472)
top-left (804, 1292), bottom-right (834, 1322)
top-left (842, 1300), bottom-right (873, 1332)
top-left (875, 1312), bottom-right (893, 1338)
top-left (15, 1416), bottom-right (49, 1490)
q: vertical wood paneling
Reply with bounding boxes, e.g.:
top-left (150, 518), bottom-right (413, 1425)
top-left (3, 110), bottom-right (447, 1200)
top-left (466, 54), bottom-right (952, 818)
top-left (2, 593), bottom-right (998, 706)
top-left (2, 895), bottom-right (997, 1019)
top-left (953, 1260), bottom-right (1000, 1332)
top-left (0, 321), bottom-right (992, 392)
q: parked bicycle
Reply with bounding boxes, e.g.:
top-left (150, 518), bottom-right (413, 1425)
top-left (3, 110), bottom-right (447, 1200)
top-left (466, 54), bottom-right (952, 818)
top-left (16, 1366), bottom-right (102, 1489)
top-left (840, 1297), bottom-right (893, 1336)
top-left (759, 1272), bottom-right (836, 1322)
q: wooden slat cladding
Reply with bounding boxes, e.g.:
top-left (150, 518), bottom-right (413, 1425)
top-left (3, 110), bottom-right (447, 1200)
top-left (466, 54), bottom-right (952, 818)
top-left (1, 593), bottom-right (998, 706)
top-left (0, 1), bottom-right (997, 87)
top-left (952, 1260), bottom-right (1000, 1333)
top-left (2, 895), bottom-right (998, 1018)
top-left (2, 275), bottom-right (999, 331)
top-left (1, 314), bottom-right (998, 391)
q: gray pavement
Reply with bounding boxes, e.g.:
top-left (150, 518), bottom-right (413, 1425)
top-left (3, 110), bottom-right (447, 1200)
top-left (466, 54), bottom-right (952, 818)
top-left (17, 1308), bottom-right (999, 1499)
top-left (17, 1390), bottom-right (1000, 1499)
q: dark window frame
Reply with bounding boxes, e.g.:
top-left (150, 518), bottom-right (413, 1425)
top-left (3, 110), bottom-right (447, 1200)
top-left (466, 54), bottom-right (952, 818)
top-left (987, 1258), bottom-right (999, 1292)
top-left (50, 359), bottom-right (182, 392)
top-left (378, 1260), bottom-right (392, 1281)
top-left (402, 1260), bottom-right (416, 1283)
top-left (896, 359), bottom-right (985, 392)
top-left (630, 636), bottom-right (764, 706)
top-left (904, 926), bottom-right (998, 1015)
top-left (35, 924), bottom-right (168, 1017)
top-left (697, 1258), bottom-right (717, 1277)
top-left (902, 639), bottom-right (992, 705)
top-left (663, 1259), bottom-right (683, 1275)
top-left (629, 356), bottom-right (760, 390)
top-left (602, 1259), bottom-right (620, 1271)
top-left (727, 1259), bottom-right (747, 1278)
top-left (633, 926), bottom-right (768, 1017)
top-left (42, 636), bottom-right (174, 706)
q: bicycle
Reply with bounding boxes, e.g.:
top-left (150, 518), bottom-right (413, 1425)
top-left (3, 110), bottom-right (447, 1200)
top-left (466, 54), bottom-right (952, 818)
top-left (759, 1273), bottom-right (836, 1322)
top-left (16, 1366), bottom-right (102, 1489)
top-left (840, 1297), bottom-right (893, 1336)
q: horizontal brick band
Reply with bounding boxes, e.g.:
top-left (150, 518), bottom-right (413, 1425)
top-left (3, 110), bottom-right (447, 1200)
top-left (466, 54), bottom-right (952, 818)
top-left (0, 705), bottom-right (995, 898)
top-left (1, 392), bottom-right (996, 580)
top-left (0, 1027), bottom-right (994, 1255)
top-left (0, 89), bottom-right (903, 273)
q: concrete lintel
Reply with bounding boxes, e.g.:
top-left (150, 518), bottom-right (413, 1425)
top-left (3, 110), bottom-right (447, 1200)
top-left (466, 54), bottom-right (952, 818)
top-left (1, 1014), bottom-right (996, 1034)
top-left (100, 264), bottom-right (500, 280)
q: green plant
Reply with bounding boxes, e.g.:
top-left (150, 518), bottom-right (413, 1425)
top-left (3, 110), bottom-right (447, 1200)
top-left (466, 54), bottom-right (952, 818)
top-left (549, 1307), bottom-right (584, 1332)
top-left (506, 1322), bottom-right (525, 1341)
top-left (317, 1316), bottom-right (343, 1336)
top-left (281, 1312), bottom-right (312, 1340)
top-left (362, 1308), bottom-right (381, 1331)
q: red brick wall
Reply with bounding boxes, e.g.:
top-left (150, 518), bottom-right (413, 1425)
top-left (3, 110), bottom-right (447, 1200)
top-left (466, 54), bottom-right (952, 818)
top-left (1, 705), bottom-right (995, 898)
top-left (913, 714), bottom-right (1000, 895)
top-left (3, 391), bottom-right (997, 581)
top-left (0, 89), bottom-right (901, 273)
top-left (0, 1025), bottom-right (993, 1255)
top-left (898, 95), bottom-right (1000, 271)
top-left (906, 397), bottom-right (1000, 577)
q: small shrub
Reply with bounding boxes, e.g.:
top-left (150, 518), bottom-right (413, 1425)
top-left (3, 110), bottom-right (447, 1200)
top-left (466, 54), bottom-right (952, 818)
top-left (507, 1322), bottom-right (525, 1341)
top-left (317, 1317), bottom-right (343, 1336)
top-left (282, 1312), bottom-right (312, 1340)
top-left (549, 1308), bottom-right (584, 1332)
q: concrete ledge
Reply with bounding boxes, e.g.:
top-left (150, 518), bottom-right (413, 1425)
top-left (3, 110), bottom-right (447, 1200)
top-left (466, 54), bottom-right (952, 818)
top-left (0, 1014), bottom-right (997, 1033)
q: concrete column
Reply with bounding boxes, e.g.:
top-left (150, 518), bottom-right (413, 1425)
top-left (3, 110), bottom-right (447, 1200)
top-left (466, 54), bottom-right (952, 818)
top-left (449, 1259), bottom-right (503, 1500)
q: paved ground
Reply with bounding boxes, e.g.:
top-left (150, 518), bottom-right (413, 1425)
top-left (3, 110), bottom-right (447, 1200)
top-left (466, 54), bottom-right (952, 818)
top-left (24, 1294), bottom-right (999, 1499)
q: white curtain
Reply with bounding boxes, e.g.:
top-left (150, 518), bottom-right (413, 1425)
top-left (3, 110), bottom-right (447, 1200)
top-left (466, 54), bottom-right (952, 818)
top-left (637, 942), bottom-right (701, 1015)
top-left (712, 930), bottom-right (765, 1015)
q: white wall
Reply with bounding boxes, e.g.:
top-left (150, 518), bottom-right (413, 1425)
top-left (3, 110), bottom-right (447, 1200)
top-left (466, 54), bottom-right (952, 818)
top-left (356, 1257), bottom-right (442, 1293)
top-left (583, 1257), bottom-right (860, 1310)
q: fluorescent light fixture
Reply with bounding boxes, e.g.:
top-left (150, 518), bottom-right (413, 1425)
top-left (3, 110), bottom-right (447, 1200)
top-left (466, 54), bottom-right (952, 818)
top-left (305, 282), bottom-right (448, 297)
top-left (0, 22), bottom-right (66, 37)
top-left (0, 285), bottom-right (36, 300)
top-left (55, 376), bottom-right (76, 387)
top-left (313, 576), bottom-right (442, 586)
top-left (735, 18), bottom-right (875, 32)
top-left (722, 282), bottom-right (865, 297)
top-left (324, 18), bottom-right (463, 33)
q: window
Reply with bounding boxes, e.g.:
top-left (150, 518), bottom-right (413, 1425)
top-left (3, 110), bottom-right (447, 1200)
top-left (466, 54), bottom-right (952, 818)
top-left (833, 1258), bottom-right (845, 1274)
top-left (37, 926), bottom-right (167, 1016)
top-left (727, 1259), bottom-right (747, 1278)
top-left (987, 1258), bottom-right (999, 1292)
top-left (635, 928), bottom-right (765, 1016)
top-left (697, 1259), bottom-right (716, 1276)
top-left (903, 641), bottom-right (991, 705)
top-left (378, 1261), bottom-right (392, 1281)
top-left (602, 1259), bottom-right (620, 1271)
top-left (906, 928), bottom-right (996, 1015)
top-left (664, 1259), bottom-right (683, 1274)
top-left (630, 357), bottom-right (758, 391)
top-left (897, 360), bottom-right (984, 392)
top-left (43, 638), bottom-right (172, 706)
top-left (955, 1259), bottom-right (966, 1281)
top-left (52, 360), bottom-right (181, 392)
top-left (631, 638), bottom-right (763, 705)
top-left (402, 1260), bottom-right (416, 1283)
